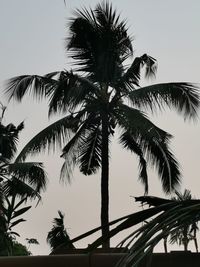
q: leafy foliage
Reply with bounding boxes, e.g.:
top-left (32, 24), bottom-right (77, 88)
top-left (0, 108), bottom-right (47, 255)
top-left (0, 195), bottom-right (31, 255)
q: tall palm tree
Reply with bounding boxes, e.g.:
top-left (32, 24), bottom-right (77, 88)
top-left (5, 2), bottom-right (199, 247)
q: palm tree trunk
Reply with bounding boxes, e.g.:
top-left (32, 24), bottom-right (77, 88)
top-left (164, 237), bottom-right (168, 253)
top-left (101, 112), bottom-right (110, 248)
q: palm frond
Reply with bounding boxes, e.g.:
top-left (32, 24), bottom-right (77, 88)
top-left (79, 122), bottom-right (102, 175)
top-left (5, 75), bottom-right (57, 102)
top-left (60, 114), bottom-right (101, 181)
top-left (15, 115), bottom-right (77, 162)
top-left (2, 178), bottom-right (41, 200)
top-left (116, 104), bottom-right (180, 193)
top-left (77, 198), bottom-right (200, 266)
top-left (88, 202), bottom-right (176, 250)
top-left (116, 104), bottom-right (172, 142)
top-left (118, 201), bottom-right (200, 267)
top-left (60, 117), bottom-right (92, 183)
top-left (119, 131), bottom-right (148, 194)
top-left (118, 54), bottom-right (157, 89)
top-left (128, 82), bottom-right (200, 120)
top-left (48, 71), bottom-right (100, 117)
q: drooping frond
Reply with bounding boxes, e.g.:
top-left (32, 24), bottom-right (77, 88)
top-left (118, 54), bottom-right (157, 89)
top-left (116, 104), bottom-right (172, 143)
top-left (60, 120), bottom-right (90, 183)
top-left (79, 122), bottom-right (102, 175)
top-left (119, 131), bottom-right (148, 194)
top-left (5, 75), bottom-right (57, 102)
top-left (119, 132), bottom-right (148, 191)
top-left (60, 114), bottom-right (101, 181)
top-left (2, 178), bottom-right (41, 200)
top-left (87, 202), bottom-right (176, 250)
top-left (15, 115), bottom-right (77, 162)
top-left (116, 104), bottom-right (180, 193)
top-left (128, 82), bottom-right (200, 120)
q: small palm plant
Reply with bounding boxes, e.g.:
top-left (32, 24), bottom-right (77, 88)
top-left (169, 190), bottom-right (199, 252)
top-left (47, 210), bottom-right (75, 252)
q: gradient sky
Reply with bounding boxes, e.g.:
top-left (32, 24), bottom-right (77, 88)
top-left (0, 0), bottom-right (200, 254)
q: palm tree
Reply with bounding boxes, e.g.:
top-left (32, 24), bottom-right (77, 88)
top-left (47, 210), bottom-right (74, 252)
top-left (169, 190), bottom-right (199, 252)
top-left (5, 2), bottom-right (199, 247)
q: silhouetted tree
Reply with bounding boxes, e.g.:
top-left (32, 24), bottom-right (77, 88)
top-left (169, 190), bottom-right (199, 252)
top-left (5, 2), bottom-right (199, 247)
top-left (47, 211), bottom-right (74, 252)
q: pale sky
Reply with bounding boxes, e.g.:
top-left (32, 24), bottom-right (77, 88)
top-left (0, 0), bottom-right (200, 254)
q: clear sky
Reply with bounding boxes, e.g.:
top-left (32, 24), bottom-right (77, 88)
top-left (0, 0), bottom-right (200, 254)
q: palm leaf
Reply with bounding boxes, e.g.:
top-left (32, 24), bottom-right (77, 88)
top-left (116, 104), bottom-right (172, 142)
top-left (2, 178), bottom-right (41, 200)
top-left (128, 82), bottom-right (200, 120)
top-left (15, 115), bottom-right (77, 162)
top-left (78, 198), bottom-right (200, 267)
top-left (48, 71), bottom-right (100, 117)
top-left (119, 131), bottom-right (148, 193)
top-left (79, 122), bottom-right (102, 175)
top-left (5, 75), bottom-right (57, 102)
top-left (116, 104), bottom-right (180, 193)
top-left (60, 114), bottom-right (101, 180)
top-left (118, 54), bottom-right (157, 88)
top-left (60, 115), bottom-right (94, 182)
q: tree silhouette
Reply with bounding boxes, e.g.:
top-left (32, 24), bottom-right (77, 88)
top-left (47, 210), bottom-right (74, 252)
top-left (5, 2), bottom-right (199, 247)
